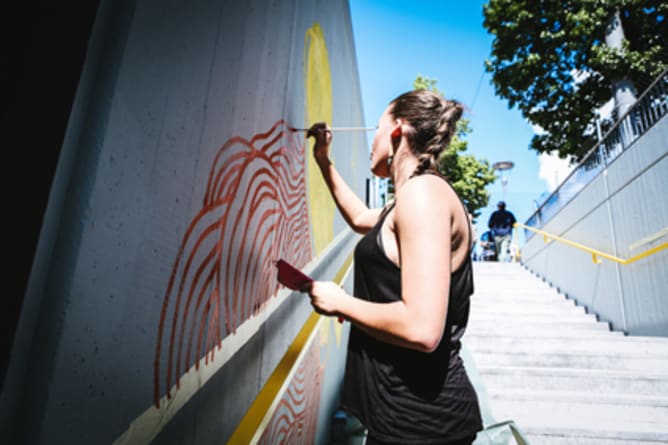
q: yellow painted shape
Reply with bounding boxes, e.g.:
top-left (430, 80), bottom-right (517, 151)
top-left (305, 23), bottom-right (335, 255)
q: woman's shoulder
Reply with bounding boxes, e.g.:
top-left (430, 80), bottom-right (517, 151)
top-left (397, 173), bottom-right (455, 202)
top-left (395, 174), bottom-right (456, 218)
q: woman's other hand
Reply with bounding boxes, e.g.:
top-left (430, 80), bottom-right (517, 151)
top-left (301, 280), bottom-right (347, 317)
top-left (306, 122), bottom-right (332, 162)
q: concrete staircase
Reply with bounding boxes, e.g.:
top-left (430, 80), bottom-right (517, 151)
top-left (465, 262), bottom-right (668, 445)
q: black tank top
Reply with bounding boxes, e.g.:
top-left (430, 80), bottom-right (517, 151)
top-left (341, 176), bottom-right (483, 444)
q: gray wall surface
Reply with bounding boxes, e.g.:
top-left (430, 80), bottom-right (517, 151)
top-left (0, 0), bottom-right (368, 443)
top-left (521, 115), bottom-right (668, 335)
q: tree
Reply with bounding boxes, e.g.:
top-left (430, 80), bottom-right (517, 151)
top-left (483, 0), bottom-right (667, 159)
top-left (413, 75), bottom-right (497, 219)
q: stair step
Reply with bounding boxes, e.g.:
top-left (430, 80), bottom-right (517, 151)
top-left (469, 312), bottom-right (602, 324)
top-left (470, 300), bottom-right (578, 310)
top-left (467, 318), bottom-right (611, 332)
top-left (489, 388), bottom-right (668, 407)
top-left (478, 366), bottom-right (668, 395)
top-left (522, 426), bottom-right (668, 445)
top-left (467, 350), bottom-right (668, 371)
top-left (466, 326), bottom-right (621, 338)
top-left (491, 397), bottom-right (668, 426)
top-left (471, 304), bottom-right (587, 316)
top-left (464, 335), bottom-right (668, 355)
top-left (473, 290), bottom-right (562, 298)
top-left (473, 286), bottom-right (562, 294)
top-left (470, 297), bottom-right (579, 308)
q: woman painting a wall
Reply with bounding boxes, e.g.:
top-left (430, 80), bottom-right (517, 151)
top-left (304, 90), bottom-right (483, 444)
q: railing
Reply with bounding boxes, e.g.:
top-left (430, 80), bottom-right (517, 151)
top-left (526, 69), bottom-right (668, 232)
top-left (516, 222), bottom-right (668, 265)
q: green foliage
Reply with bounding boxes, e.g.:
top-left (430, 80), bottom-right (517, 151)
top-left (439, 144), bottom-right (497, 220)
top-left (412, 75), bottom-right (497, 219)
top-left (483, 0), bottom-right (667, 159)
top-left (413, 74), bottom-right (442, 93)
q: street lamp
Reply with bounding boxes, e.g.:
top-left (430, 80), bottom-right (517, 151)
top-left (492, 161), bottom-right (514, 202)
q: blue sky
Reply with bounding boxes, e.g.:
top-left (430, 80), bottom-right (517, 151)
top-left (348, 0), bottom-right (571, 247)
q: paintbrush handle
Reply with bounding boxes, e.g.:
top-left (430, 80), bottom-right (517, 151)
top-left (329, 126), bottom-right (376, 132)
top-left (291, 126), bottom-right (375, 132)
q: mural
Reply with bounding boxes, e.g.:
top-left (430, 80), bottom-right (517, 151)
top-left (153, 120), bottom-right (311, 407)
top-left (258, 340), bottom-right (323, 445)
top-left (154, 20), bottom-right (339, 415)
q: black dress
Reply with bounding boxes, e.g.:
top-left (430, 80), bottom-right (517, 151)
top-left (341, 177), bottom-right (483, 444)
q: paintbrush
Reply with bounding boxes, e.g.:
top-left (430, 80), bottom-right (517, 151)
top-left (289, 126), bottom-right (376, 132)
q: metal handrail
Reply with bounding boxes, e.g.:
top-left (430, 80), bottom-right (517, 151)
top-left (515, 222), bottom-right (668, 265)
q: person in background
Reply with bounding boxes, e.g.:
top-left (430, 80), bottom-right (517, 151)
top-left (487, 201), bottom-right (516, 262)
top-left (479, 229), bottom-right (497, 261)
top-left (303, 89), bottom-right (483, 444)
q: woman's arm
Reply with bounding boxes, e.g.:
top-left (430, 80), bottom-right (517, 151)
top-left (306, 175), bottom-right (453, 353)
top-left (308, 123), bottom-right (381, 234)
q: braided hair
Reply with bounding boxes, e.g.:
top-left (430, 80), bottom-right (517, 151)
top-left (390, 90), bottom-right (464, 177)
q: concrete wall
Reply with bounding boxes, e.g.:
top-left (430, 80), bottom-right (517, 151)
top-left (0, 0), bottom-right (368, 443)
top-left (521, 114), bottom-right (668, 336)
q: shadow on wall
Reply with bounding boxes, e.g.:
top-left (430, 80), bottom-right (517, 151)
top-left (153, 120), bottom-right (311, 407)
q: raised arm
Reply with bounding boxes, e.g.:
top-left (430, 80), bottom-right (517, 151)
top-left (308, 123), bottom-right (381, 234)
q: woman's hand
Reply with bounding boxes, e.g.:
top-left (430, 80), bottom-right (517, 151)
top-left (301, 280), bottom-right (347, 317)
top-left (306, 122), bottom-right (332, 162)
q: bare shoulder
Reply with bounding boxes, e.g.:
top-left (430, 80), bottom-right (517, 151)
top-left (396, 175), bottom-right (456, 206)
top-left (394, 175), bottom-right (456, 222)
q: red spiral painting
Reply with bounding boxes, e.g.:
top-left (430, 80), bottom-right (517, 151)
top-left (153, 119), bottom-right (312, 407)
top-left (258, 340), bottom-right (323, 445)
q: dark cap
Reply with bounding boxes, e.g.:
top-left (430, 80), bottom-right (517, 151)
top-left (497, 201), bottom-right (506, 207)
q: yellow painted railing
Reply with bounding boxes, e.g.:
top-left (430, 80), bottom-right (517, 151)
top-left (515, 222), bottom-right (668, 265)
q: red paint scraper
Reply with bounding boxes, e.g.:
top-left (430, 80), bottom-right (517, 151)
top-left (274, 259), bottom-right (344, 323)
top-left (275, 259), bottom-right (313, 291)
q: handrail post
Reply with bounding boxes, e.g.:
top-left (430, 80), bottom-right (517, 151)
top-left (602, 163), bottom-right (628, 333)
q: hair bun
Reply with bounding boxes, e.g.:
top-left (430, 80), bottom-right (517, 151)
top-left (390, 90), bottom-right (464, 177)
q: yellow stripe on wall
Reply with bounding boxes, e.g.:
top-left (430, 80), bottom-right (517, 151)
top-left (227, 253), bottom-right (354, 444)
top-left (227, 312), bottom-right (322, 444)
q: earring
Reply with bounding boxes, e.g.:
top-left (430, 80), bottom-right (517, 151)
top-left (388, 127), bottom-right (401, 167)
top-left (391, 127), bottom-right (401, 139)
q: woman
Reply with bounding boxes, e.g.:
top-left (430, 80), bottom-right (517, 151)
top-left (304, 90), bottom-right (482, 444)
